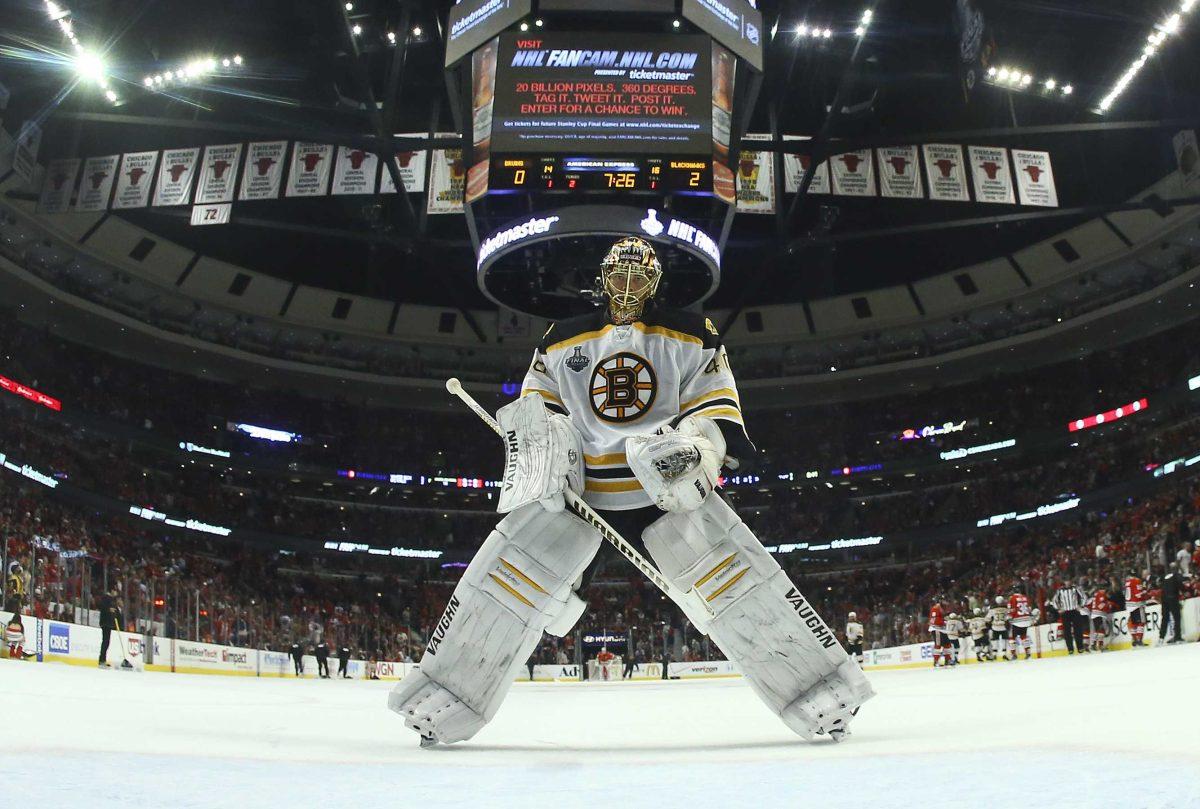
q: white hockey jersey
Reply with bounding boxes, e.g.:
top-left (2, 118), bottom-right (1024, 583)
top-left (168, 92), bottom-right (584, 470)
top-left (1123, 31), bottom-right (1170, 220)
top-left (520, 306), bottom-right (752, 511)
top-left (988, 605), bottom-right (1008, 632)
top-left (845, 621), bottom-right (864, 644)
top-left (968, 616), bottom-right (988, 639)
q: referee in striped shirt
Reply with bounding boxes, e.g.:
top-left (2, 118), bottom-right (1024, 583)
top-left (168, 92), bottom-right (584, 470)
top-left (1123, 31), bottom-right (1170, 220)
top-left (1051, 581), bottom-right (1087, 655)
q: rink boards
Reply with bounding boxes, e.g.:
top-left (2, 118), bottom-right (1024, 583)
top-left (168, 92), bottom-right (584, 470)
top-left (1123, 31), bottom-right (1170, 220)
top-left (5, 598), bottom-right (1197, 680)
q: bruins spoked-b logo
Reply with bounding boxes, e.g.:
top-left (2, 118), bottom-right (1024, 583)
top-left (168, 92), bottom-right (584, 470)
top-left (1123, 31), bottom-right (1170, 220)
top-left (590, 352), bottom-right (656, 423)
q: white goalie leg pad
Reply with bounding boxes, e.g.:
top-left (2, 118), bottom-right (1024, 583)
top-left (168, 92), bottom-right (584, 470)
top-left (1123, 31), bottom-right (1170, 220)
top-left (388, 503), bottom-right (600, 744)
top-left (642, 496), bottom-right (875, 740)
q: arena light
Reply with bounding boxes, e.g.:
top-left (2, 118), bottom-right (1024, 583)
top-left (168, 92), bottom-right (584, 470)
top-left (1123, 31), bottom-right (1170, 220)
top-left (0, 374), bottom-right (62, 411)
top-left (1099, 0), bottom-right (1195, 113)
top-left (939, 438), bottom-right (1016, 461)
top-left (1188, 372), bottom-right (1200, 391)
top-left (1067, 398), bottom-right (1148, 432)
top-left (232, 423), bottom-right (300, 443)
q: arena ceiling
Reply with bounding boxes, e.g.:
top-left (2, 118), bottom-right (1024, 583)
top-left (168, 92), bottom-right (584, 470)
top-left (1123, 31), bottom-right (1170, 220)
top-left (2, 0), bottom-right (1198, 315)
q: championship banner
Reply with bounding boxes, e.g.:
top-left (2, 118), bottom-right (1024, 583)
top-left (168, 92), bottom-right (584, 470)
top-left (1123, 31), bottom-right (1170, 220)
top-left (783, 137), bottom-right (831, 195)
top-left (331, 145), bottom-right (379, 196)
top-left (466, 37), bottom-right (498, 204)
top-left (75, 154), bottom-right (119, 212)
top-left (195, 143), bottom-right (243, 204)
top-left (876, 146), bottom-right (923, 199)
top-left (735, 133), bottom-right (774, 214)
top-left (380, 145), bottom-right (428, 194)
top-left (1012, 149), bottom-right (1059, 207)
top-left (12, 121), bottom-right (43, 186)
top-left (923, 143), bottom-right (970, 202)
top-left (497, 307), bottom-right (532, 338)
top-left (1175, 130), bottom-right (1199, 187)
top-left (239, 141), bottom-right (287, 200)
top-left (426, 133), bottom-right (465, 215)
top-left (37, 158), bottom-right (80, 213)
top-left (967, 145), bottom-right (1015, 204)
top-left (152, 147), bottom-right (200, 206)
top-left (112, 151), bottom-right (160, 210)
top-left (286, 142), bottom-right (333, 197)
top-left (831, 149), bottom-right (876, 197)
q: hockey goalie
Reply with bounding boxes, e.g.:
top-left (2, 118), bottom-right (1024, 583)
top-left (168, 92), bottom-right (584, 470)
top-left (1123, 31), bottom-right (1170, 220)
top-left (388, 237), bottom-right (874, 745)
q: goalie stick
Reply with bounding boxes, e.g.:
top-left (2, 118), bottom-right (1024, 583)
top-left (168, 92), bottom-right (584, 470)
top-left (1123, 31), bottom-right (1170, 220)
top-left (445, 378), bottom-right (717, 627)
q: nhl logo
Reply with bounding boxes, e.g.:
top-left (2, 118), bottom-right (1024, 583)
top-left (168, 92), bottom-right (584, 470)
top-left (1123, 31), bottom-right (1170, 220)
top-left (565, 347), bottom-right (591, 373)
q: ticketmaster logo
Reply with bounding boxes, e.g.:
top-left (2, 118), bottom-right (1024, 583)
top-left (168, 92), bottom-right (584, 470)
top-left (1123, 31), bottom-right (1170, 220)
top-left (478, 216), bottom-right (561, 266)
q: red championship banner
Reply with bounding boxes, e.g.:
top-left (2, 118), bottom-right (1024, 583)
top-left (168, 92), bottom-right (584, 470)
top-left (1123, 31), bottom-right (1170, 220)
top-left (332, 145), bottom-right (379, 196)
top-left (38, 158), bottom-right (81, 213)
top-left (286, 143), bottom-right (333, 197)
top-left (735, 133), bottom-right (775, 214)
top-left (239, 141), bottom-right (287, 201)
top-left (968, 145), bottom-right (1014, 204)
top-left (783, 136), bottom-right (830, 195)
top-left (1012, 149), bottom-right (1058, 207)
top-left (153, 147), bottom-right (200, 206)
top-left (112, 151), bottom-right (160, 210)
top-left (380, 143), bottom-right (429, 194)
top-left (923, 143), bottom-right (970, 202)
top-left (195, 143), bottom-right (243, 204)
top-left (12, 120), bottom-right (42, 187)
top-left (876, 146), bottom-right (923, 199)
top-left (831, 149), bottom-right (876, 197)
top-left (75, 154), bottom-right (120, 212)
top-left (426, 133), bottom-right (465, 215)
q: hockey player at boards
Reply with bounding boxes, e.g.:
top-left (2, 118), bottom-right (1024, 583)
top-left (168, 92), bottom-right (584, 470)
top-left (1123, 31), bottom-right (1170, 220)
top-left (389, 237), bottom-right (874, 745)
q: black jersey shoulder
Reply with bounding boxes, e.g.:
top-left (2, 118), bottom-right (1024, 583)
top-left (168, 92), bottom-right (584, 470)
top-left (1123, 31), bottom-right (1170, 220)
top-left (537, 309), bottom-right (609, 353)
top-left (641, 306), bottom-right (723, 350)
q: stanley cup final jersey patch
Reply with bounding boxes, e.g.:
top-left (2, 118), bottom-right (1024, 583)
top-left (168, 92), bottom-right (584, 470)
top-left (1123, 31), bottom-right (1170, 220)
top-left (519, 308), bottom-right (748, 511)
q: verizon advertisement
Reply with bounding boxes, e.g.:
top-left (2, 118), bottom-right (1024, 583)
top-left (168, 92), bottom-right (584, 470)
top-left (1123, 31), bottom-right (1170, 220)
top-left (492, 32), bottom-right (713, 155)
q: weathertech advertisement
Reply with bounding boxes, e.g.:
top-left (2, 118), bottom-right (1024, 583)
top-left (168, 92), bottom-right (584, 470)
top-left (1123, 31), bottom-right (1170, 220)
top-left (491, 32), bottom-right (713, 155)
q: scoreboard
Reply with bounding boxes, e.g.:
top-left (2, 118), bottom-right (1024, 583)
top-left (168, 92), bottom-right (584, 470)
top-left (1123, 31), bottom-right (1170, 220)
top-left (489, 156), bottom-right (712, 195)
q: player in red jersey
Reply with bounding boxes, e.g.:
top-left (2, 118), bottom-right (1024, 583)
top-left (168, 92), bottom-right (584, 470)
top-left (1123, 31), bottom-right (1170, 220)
top-left (1124, 573), bottom-right (1147, 647)
top-left (1087, 587), bottom-right (1112, 651)
top-left (1007, 589), bottom-right (1035, 660)
top-left (928, 599), bottom-right (951, 667)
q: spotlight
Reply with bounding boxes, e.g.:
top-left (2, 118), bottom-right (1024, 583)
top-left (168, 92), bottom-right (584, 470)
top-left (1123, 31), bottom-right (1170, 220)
top-left (104, 90), bottom-right (117, 102)
top-left (387, 31), bottom-right (396, 43)
top-left (672, 19), bottom-right (681, 28)
top-left (233, 54), bottom-right (243, 65)
top-left (796, 24), bottom-right (809, 36)
top-left (823, 28), bottom-right (832, 38)
top-left (1062, 84), bottom-right (1073, 95)
top-left (143, 76), bottom-right (153, 87)
top-left (855, 26), bottom-right (865, 36)
top-left (987, 66), bottom-right (997, 77)
top-left (412, 26), bottom-right (422, 37)
top-left (352, 24), bottom-right (362, 35)
top-left (1021, 73), bottom-right (1032, 86)
top-left (535, 18), bottom-right (543, 27)
top-left (222, 58), bottom-right (231, 67)
top-left (520, 21), bottom-right (529, 31)
top-left (1044, 78), bottom-right (1056, 90)
top-left (154, 74), bottom-right (163, 83)
top-left (996, 67), bottom-right (1010, 81)
top-left (345, 1), bottom-right (353, 9)
top-left (1162, 12), bottom-right (1182, 33)
top-left (74, 50), bottom-right (106, 83)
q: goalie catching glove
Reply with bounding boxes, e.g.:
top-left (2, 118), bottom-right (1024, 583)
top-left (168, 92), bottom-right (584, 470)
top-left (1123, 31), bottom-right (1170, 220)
top-left (626, 416), bottom-right (726, 513)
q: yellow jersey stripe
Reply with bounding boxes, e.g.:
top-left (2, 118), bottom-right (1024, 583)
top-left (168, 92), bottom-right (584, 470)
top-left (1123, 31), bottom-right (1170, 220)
top-left (706, 567), bottom-right (749, 602)
top-left (680, 387), bottom-right (741, 412)
top-left (693, 406), bottom-right (744, 422)
top-left (488, 573), bottom-right (535, 608)
top-left (499, 558), bottom-right (549, 595)
top-left (585, 479), bottom-right (644, 493)
top-left (545, 322), bottom-right (704, 353)
top-left (584, 452), bottom-right (627, 466)
top-left (694, 553), bottom-right (737, 589)
top-left (520, 388), bottom-right (563, 407)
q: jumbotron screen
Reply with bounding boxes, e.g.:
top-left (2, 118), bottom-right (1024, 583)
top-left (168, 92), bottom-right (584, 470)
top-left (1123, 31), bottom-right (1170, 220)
top-left (490, 32), bottom-right (713, 155)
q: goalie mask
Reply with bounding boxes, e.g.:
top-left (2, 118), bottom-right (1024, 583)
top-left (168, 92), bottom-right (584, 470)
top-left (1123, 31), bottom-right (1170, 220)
top-left (600, 236), bottom-right (662, 325)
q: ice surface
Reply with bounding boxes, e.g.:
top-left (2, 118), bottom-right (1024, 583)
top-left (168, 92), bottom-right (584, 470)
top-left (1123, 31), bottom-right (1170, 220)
top-left (5, 646), bottom-right (1199, 808)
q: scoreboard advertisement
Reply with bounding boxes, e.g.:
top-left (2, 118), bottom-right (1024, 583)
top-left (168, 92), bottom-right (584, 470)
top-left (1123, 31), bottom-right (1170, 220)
top-left (468, 32), bottom-right (725, 200)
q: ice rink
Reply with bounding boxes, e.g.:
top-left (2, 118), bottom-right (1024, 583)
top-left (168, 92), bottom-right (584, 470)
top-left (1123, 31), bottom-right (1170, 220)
top-left (6, 646), bottom-right (1199, 809)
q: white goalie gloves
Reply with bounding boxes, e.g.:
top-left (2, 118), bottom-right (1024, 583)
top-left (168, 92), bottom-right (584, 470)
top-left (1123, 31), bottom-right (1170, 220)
top-left (496, 393), bottom-right (585, 514)
top-left (626, 416), bottom-right (726, 513)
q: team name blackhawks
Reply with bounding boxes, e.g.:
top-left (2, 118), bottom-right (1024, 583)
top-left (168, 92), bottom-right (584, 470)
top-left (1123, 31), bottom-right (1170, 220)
top-left (512, 50), bottom-right (700, 71)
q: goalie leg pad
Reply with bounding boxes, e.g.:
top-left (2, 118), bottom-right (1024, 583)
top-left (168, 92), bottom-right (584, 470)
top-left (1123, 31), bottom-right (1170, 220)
top-left (642, 495), bottom-right (875, 740)
top-left (388, 503), bottom-right (601, 744)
